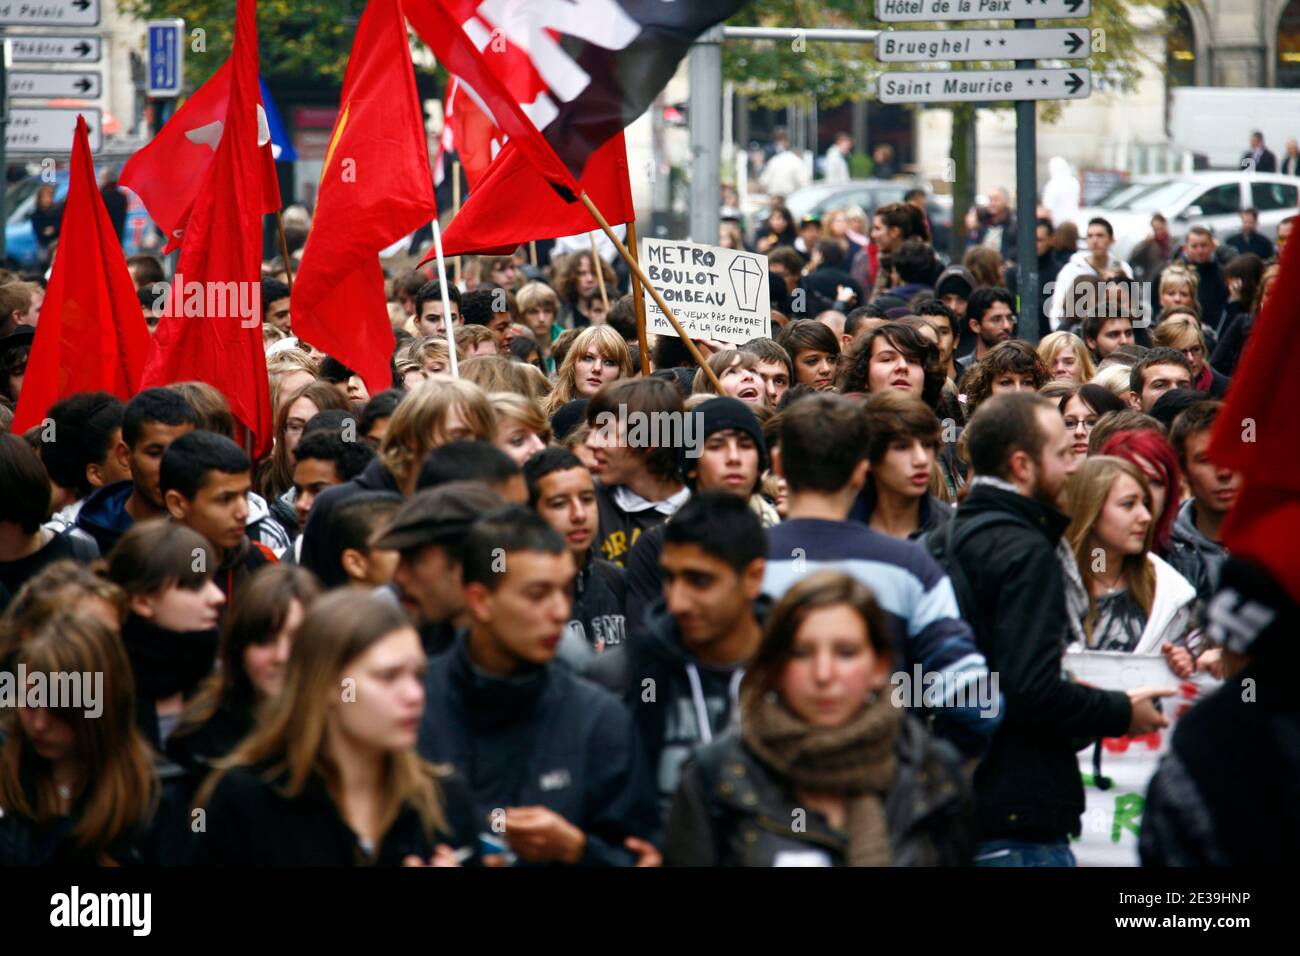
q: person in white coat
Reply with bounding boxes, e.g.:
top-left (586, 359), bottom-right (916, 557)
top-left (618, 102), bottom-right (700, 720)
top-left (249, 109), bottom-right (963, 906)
top-left (1059, 456), bottom-right (1196, 676)
top-left (1041, 156), bottom-right (1080, 230)
top-left (1047, 216), bottom-right (1133, 330)
top-left (823, 132), bottom-right (852, 184)
top-left (760, 129), bottom-right (811, 199)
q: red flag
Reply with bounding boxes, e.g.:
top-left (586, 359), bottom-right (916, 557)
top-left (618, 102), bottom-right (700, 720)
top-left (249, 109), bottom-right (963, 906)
top-left (12, 116), bottom-right (153, 434)
top-left (141, 0), bottom-right (273, 457)
top-left (291, 0), bottom-right (435, 397)
top-left (433, 131), bottom-right (634, 259)
top-left (1208, 225), bottom-right (1300, 600)
top-left (119, 62), bottom-right (280, 253)
top-left (440, 77), bottom-right (504, 190)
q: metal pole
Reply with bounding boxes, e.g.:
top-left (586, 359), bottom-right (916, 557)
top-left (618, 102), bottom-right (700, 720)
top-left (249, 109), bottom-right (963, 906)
top-left (688, 25), bottom-right (723, 244)
top-left (1014, 19), bottom-right (1040, 344)
top-left (0, 38), bottom-right (9, 265)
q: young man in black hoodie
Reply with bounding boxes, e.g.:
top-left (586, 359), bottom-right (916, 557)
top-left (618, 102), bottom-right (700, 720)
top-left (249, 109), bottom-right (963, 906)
top-left (74, 387), bottom-right (199, 555)
top-left (160, 431), bottom-right (276, 611)
top-left (524, 448), bottom-right (627, 668)
top-left (587, 492), bottom-right (766, 810)
top-left (943, 393), bottom-right (1171, 865)
top-left (417, 506), bottom-right (659, 866)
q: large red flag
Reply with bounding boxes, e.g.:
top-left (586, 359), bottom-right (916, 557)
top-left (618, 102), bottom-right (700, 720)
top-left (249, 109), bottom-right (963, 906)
top-left (291, 0), bottom-right (435, 397)
top-left (434, 132), bottom-right (633, 259)
top-left (1208, 227), bottom-right (1300, 600)
top-left (439, 77), bottom-right (503, 191)
top-left (12, 116), bottom-right (153, 434)
top-left (119, 61), bottom-right (280, 253)
top-left (141, 0), bottom-right (273, 457)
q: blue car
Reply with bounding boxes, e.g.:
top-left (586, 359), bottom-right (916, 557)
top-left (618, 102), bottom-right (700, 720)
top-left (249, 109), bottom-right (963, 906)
top-left (5, 170), bottom-right (159, 269)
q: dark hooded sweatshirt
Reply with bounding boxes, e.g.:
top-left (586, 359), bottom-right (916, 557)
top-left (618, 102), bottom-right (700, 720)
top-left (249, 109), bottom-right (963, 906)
top-left (585, 597), bottom-right (769, 814)
top-left (300, 457), bottom-right (401, 585)
top-left (417, 636), bottom-right (659, 865)
top-left (73, 479), bottom-right (136, 555)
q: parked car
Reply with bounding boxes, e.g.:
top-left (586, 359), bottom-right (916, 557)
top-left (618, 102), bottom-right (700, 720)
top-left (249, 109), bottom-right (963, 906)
top-left (5, 168), bottom-right (159, 270)
top-left (1077, 171), bottom-right (1300, 262)
top-left (780, 179), bottom-right (953, 253)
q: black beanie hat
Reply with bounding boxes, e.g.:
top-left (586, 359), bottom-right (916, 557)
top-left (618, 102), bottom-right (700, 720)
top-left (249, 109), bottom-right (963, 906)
top-left (550, 399), bottom-right (589, 441)
top-left (680, 396), bottom-right (769, 488)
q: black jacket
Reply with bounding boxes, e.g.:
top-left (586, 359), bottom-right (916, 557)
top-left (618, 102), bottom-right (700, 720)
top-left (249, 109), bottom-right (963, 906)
top-left (663, 718), bottom-right (973, 866)
top-left (849, 484), bottom-right (953, 541)
top-left (417, 636), bottom-right (659, 865)
top-left (947, 485), bottom-right (1131, 840)
top-left (622, 523), bottom-right (666, 640)
top-left (585, 598), bottom-right (768, 812)
top-left (165, 700), bottom-right (254, 799)
top-left (1225, 230), bottom-right (1274, 260)
top-left (300, 457), bottom-right (401, 586)
top-left (193, 760), bottom-right (480, 866)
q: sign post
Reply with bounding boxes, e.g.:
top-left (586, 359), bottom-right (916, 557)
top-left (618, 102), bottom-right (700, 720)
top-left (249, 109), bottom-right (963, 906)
top-left (6, 105), bottom-right (102, 153)
top-left (5, 34), bottom-right (101, 63)
top-left (147, 19), bottom-right (184, 98)
top-left (8, 70), bottom-right (100, 98)
top-left (1015, 18), bottom-right (1040, 343)
top-left (0, 0), bottom-right (102, 28)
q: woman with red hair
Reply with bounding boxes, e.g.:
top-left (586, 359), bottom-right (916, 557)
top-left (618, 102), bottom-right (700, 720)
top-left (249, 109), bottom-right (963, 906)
top-left (1098, 428), bottom-right (1181, 554)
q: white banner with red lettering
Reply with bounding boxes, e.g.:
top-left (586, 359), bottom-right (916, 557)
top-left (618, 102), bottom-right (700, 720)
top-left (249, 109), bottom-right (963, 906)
top-left (1064, 651), bottom-right (1218, 866)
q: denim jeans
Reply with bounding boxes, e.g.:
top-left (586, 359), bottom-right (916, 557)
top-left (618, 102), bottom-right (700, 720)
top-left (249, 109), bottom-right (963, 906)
top-left (973, 838), bottom-right (1077, 867)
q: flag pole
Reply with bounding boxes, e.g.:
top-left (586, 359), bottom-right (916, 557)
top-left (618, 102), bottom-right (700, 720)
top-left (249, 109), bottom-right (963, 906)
top-left (589, 232), bottom-right (610, 313)
top-left (452, 161), bottom-right (462, 286)
top-left (580, 192), bottom-right (721, 391)
top-left (276, 211), bottom-right (294, 292)
top-left (431, 218), bottom-right (459, 378)
top-left (625, 218), bottom-right (650, 376)
top-left (529, 240), bottom-right (538, 268)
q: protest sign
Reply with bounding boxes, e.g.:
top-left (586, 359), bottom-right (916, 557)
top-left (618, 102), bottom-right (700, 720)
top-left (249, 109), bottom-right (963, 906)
top-left (1064, 650), bottom-right (1218, 866)
top-left (640, 238), bottom-right (770, 344)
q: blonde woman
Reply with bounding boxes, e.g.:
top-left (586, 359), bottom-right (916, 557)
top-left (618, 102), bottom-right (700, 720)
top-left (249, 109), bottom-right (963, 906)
top-left (1060, 456), bottom-right (1195, 667)
top-left (194, 591), bottom-right (479, 865)
top-left (517, 282), bottom-right (562, 372)
top-left (1156, 265), bottom-right (1198, 315)
top-left (402, 336), bottom-right (450, 376)
top-left (1153, 311), bottom-right (1227, 397)
top-left (380, 376), bottom-right (497, 495)
top-left (1037, 331), bottom-right (1095, 384)
top-left (489, 392), bottom-right (551, 466)
top-left (543, 325), bottom-right (633, 414)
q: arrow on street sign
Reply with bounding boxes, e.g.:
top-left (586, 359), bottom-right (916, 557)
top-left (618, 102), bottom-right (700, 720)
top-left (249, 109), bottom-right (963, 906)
top-left (878, 68), bottom-right (1091, 103)
top-left (876, 0), bottom-right (1090, 23)
top-left (6, 34), bottom-right (102, 63)
top-left (0, 0), bottom-right (101, 28)
top-left (8, 70), bottom-right (102, 99)
top-left (877, 28), bottom-right (1090, 63)
top-left (6, 107), bottom-right (102, 153)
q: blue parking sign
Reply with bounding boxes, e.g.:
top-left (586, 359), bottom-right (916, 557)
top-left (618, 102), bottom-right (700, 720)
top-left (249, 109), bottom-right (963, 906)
top-left (147, 19), bottom-right (185, 97)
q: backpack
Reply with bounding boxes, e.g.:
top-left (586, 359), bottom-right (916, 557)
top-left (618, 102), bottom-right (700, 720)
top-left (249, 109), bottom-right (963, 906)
top-left (924, 512), bottom-right (1026, 625)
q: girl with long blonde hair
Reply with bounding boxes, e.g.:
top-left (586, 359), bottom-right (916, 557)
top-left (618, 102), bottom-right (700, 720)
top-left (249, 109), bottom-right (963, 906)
top-left (194, 591), bottom-right (478, 865)
top-left (1061, 456), bottom-right (1195, 663)
top-left (543, 325), bottom-right (633, 414)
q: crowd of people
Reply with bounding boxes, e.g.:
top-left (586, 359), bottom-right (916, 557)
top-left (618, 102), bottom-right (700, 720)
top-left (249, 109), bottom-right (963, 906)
top-left (0, 174), bottom-right (1295, 867)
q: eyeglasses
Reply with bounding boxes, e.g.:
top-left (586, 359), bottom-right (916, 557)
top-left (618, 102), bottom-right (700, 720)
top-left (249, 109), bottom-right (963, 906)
top-left (1063, 417), bottom-right (1099, 431)
top-left (1182, 346), bottom-right (1205, 359)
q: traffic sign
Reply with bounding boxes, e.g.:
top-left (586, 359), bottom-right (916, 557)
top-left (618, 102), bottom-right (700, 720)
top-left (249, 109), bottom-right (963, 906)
top-left (876, 0), bottom-right (1090, 22)
top-left (6, 106), bottom-right (101, 152)
top-left (877, 28), bottom-right (1090, 62)
top-left (0, 0), bottom-right (100, 28)
top-left (878, 67), bottom-right (1090, 103)
top-left (6, 34), bottom-right (101, 63)
top-left (8, 70), bottom-right (101, 99)
top-left (147, 19), bottom-right (185, 97)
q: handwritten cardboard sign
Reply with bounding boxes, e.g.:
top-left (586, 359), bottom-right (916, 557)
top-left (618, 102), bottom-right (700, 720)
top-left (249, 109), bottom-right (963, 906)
top-left (641, 238), bottom-right (770, 345)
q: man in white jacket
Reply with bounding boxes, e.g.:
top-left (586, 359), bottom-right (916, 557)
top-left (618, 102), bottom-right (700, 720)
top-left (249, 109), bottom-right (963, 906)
top-left (823, 132), bottom-right (852, 184)
top-left (760, 129), bottom-right (810, 199)
top-left (1048, 217), bottom-right (1133, 330)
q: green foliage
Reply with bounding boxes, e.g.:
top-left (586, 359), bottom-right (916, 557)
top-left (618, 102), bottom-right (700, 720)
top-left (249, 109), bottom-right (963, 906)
top-left (119, 0), bottom-right (368, 87)
top-left (723, 0), bottom-right (1184, 118)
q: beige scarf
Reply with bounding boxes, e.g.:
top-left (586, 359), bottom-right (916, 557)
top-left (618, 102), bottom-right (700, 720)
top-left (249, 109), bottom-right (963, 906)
top-left (741, 691), bottom-right (903, 867)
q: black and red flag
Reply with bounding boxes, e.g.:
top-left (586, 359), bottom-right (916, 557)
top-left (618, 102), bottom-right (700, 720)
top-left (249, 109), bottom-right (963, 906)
top-left (407, 0), bottom-right (749, 200)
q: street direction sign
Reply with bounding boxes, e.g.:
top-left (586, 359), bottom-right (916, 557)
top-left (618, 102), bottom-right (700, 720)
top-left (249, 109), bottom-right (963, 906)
top-left (6, 106), bottom-right (101, 152)
top-left (877, 28), bottom-right (1090, 62)
top-left (878, 67), bottom-right (1090, 103)
top-left (0, 0), bottom-right (101, 28)
top-left (147, 18), bottom-right (184, 97)
top-left (8, 70), bottom-right (101, 98)
top-left (6, 34), bottom-right (101, 63)
top-left (876, 0), bottom-right (1090, 23)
